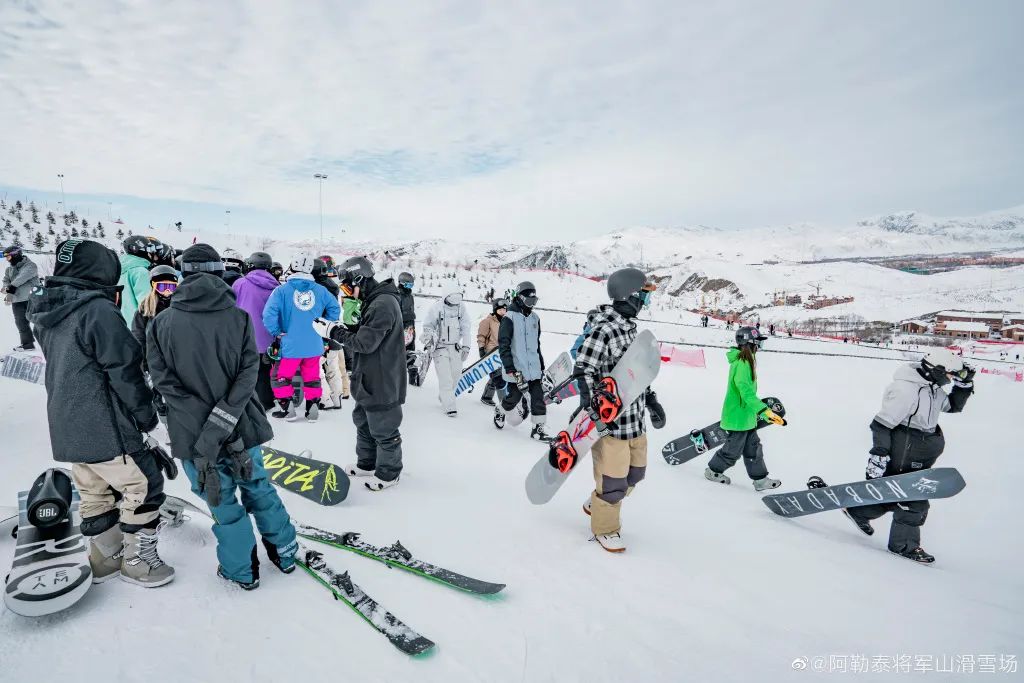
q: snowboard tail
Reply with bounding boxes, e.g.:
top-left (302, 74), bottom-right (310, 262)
top-left (4, 477), bottom-right (92, 618)
top-left (762, 468), bottom-right (966, 518)
top-left (261, 447), bottom-right (350, 506)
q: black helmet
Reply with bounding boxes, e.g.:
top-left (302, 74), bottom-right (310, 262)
top-left (244, 251), bottom-right (273, 273)
top-left (514, 281), bottom-right (538, 309)
top-left (156, 243), bottom-right (176, 265)
top-left (492, 297), bottom-right (509, 314)
top-left (338, 256), bottom-right (375, 287)
top-left (607, 267), bottom-right (656, 316)
top-left (270, 261), bottom-right (284, 278)
top-left (736, 326), bottom-right (768, 349)
top-left (398, 272), bottom-right (414, 290)
top-left (149, 264), bottom-right (178, 283)
top-left (311, 258), bottom-right (329, 277)
top-left (123, 235), bottom-right (163, 260)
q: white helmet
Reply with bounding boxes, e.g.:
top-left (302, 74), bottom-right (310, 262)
top-left (290, 252), bottom-right (315, 274)
top-left (923, 348), bottom-right (964, 373)
top-left (444, 291), bottom-right (463, 306)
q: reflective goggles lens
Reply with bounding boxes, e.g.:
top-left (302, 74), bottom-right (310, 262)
top-left (340, 283), bottom-right (355, 297)
top-left (153, 282), bottom-right (177, 294)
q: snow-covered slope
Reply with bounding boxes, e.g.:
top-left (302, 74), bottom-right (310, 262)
top-left (0, 304), bottom-right (1020, 682)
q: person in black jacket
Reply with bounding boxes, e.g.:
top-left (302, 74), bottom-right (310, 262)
top-left (148, 244), bottom-right (297, 590)
top-left (28, 239), bottom-right (174, 587)
top-left (397, 271), bottom-right (418, 383)
top-left (314, 256), bottom-right (407, 491)
top-left (312, 258), bottom-right (340, 299)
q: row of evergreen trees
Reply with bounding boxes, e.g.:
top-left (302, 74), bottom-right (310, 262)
top-left (1, 198), bottom-right (132, 250)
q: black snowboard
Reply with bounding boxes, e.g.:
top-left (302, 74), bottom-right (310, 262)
top-left (762, 467), bottom-right (966, 518)
top-left (661, 397), bottom-right (784, 465)
top-left (261, 447), bottom-right (350, 506)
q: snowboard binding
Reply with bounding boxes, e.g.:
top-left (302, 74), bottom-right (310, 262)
top-left (590, 377), bottom-right (622, 423)
top-left (689, 430), bottom-right (708, 455)
top-left (26, 468), bottom-right (72, 528)
top-left (549, 431), bottom-right (579, 473)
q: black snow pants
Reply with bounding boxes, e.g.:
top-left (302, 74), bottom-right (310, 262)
top-left (708, 428), bottom-right (768, 480)
top-left (501, 378), bottom-right (546, 419)
top-left (12, 301), bottom-right (34, 348)
top-left (847, 425), bottom-right (944, 552)
top-left (353, 403), bottom-right (403, 482)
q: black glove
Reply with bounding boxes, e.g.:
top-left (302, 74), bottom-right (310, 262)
top-left (479, 347), bottom-right (487, 359)
top-left (153, 391), bottom-right (168, 418)
top-left (224, 437), bottom-right (253, 483)
top-left (192, 453), bottom-right (221, 507)
top-left (868, 445), bottom-right (890, 457)
top-left (144, 436), bottom-right (178, 480)
top-left (5, 285), bottom-right (15, 294)
top-left (952, 365), bottom-right (976, 389)
top-left (646, 389), bottom-right (666, 429)
top-left (267, 339), bottom-right (281, 362)
top-left (191, 407), bottom-right (237, 465)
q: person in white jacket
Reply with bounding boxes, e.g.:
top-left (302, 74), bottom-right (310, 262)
top-left (422, 289), bottom-right (472, 417)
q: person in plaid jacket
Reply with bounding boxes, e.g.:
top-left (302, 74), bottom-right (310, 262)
top-left (575, 268), bottom-right (664, 553)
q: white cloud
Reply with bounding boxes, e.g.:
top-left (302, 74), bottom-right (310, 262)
top-left (0, 0), bottom-right (1021, 240)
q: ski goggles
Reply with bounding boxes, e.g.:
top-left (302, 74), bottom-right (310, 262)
top-left (519, 292), bottom-right (538, 307)
top-left (635, 283), bottom-right (657, 308)
top-left (339, 282), bottom-right (356, 297)
top-left (948, 365), bottom-right (972, 380)
top-left (152, 281), bottom-right (178, 295)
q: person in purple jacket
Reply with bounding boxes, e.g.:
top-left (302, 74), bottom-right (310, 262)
top-left (233, 252), bottom-right (279, 409)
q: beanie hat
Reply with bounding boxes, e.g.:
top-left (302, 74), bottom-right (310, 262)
top-left (53, 239), bottom-right (121, 287)
top-left (181, 243), bottom-right (224, 277)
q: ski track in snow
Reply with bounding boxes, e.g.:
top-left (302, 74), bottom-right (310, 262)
top-left (0, 301), bottom-right (1021, 682)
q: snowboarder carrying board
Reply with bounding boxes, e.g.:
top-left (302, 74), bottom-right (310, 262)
top-left (704, 326), bottom-right (787, 491)
top-left (494, 282), bottom-right (549, 440)
top-left (574, 268), bottom-right (663, 553)
top-left (844, 348), bottom-right (975, 563)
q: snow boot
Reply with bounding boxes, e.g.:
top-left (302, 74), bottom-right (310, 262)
top-left (480, 395), bottom-right (496, 407)
top-left (582, 498), bottom-right (592, 516)
top-left (330, 394), bottom-right (344, 409)
top-left (365, 475), bottom-right (399, 492)
top-left (271, 399), bottom-right (295, 420)
top-left (121, 523), bottom-right (175, 587)
top-left (590, 532), bottom-right (626, 553)
top-left (218, 547), bottom-right (260, 590)
top-left (752, 476), bottom-right (781, 491)
top-left (446, 410), bottom-right (458, 418)
top-left (346, 463), bottom-right (375, 477)
top-left (530, 423), bottom-right (551, 441)
top-left (704, 467), bottom-right (731, 485)
top-left (89, 525), bottom-right (124, 584)
top-left (890, 546), bottom-right (935, 564)
top-left (13, 344), bottom-right (34, 352)
top-left (493, 404), bottom-right (506, 429)
top-left (261, 537), bottom-right (296, 574)
top-left (304, 400), bottom-right (319, 423)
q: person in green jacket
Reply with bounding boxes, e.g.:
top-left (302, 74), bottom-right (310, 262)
top-left (118, 235), bottom-right (165, 323)
top-left (705, 326), bottom-right (786, 490)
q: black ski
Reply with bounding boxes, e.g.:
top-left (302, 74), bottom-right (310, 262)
top-left (294, 522), bottom-right (505, 596)
top-left (296, 544), bottom-right (435, 656)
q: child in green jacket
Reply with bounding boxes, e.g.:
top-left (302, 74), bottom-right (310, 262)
top-left (705, 327), bottom-right (786, 490)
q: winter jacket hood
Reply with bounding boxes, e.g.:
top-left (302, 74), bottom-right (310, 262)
top-left (720, 347), bottom-right (767, 431)
top-left (29, 278), bottom-right (119, 328)
top-left (170, 272), bottom-right (237, 313)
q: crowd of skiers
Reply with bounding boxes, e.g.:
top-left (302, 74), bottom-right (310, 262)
top-left (6, 229), bottom-right (979, 594)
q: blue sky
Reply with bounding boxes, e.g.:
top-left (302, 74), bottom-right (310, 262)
top-left (0, 1), bottom-right (1021, 241)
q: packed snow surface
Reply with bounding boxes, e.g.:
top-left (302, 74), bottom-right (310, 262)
top-left (0, 301), bottom-right (1020, 682)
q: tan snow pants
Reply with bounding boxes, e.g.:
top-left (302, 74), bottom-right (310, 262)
top-left (589, 433), bottom-right (648, 535)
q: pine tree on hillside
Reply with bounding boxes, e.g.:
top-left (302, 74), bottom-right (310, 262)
top-left (116, 228), bottom-right (124, 240)
top-left (97, 222), bottom-right (105, 238)
top-left (47, 226), bottom-right (55, 236)
top-left (0, 200), bottom-right (6, 210)
top-left (81, 218), bottom-right (89, 230)
top-left (63, 213), bottom-right (71, 226)
top-left (11, 229), bottom-right (21, 246)
top-left (14, 200), bottom-right (22, 211)
top-left (30, 206), bottom-right (39, 224)
top-left (91, 228), bottom-right (98, 238)
top-left (68, 210), bottom-right (78, 223)
top-left (46, 211), bottom-right (55, 227)
top-left (127, 229), bottom-right (133, 236)
top-left (61, 228), bottom-right (70, 240)
top-left (70, 227), bottom-right (79, 238)
top-left (3, 218), bottom-right (12, 232)
top-left (33, 233), bottom-right (45, 250)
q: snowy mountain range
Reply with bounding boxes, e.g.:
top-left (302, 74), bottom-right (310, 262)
top-left (7, 195), bottom-right (1024, 324)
